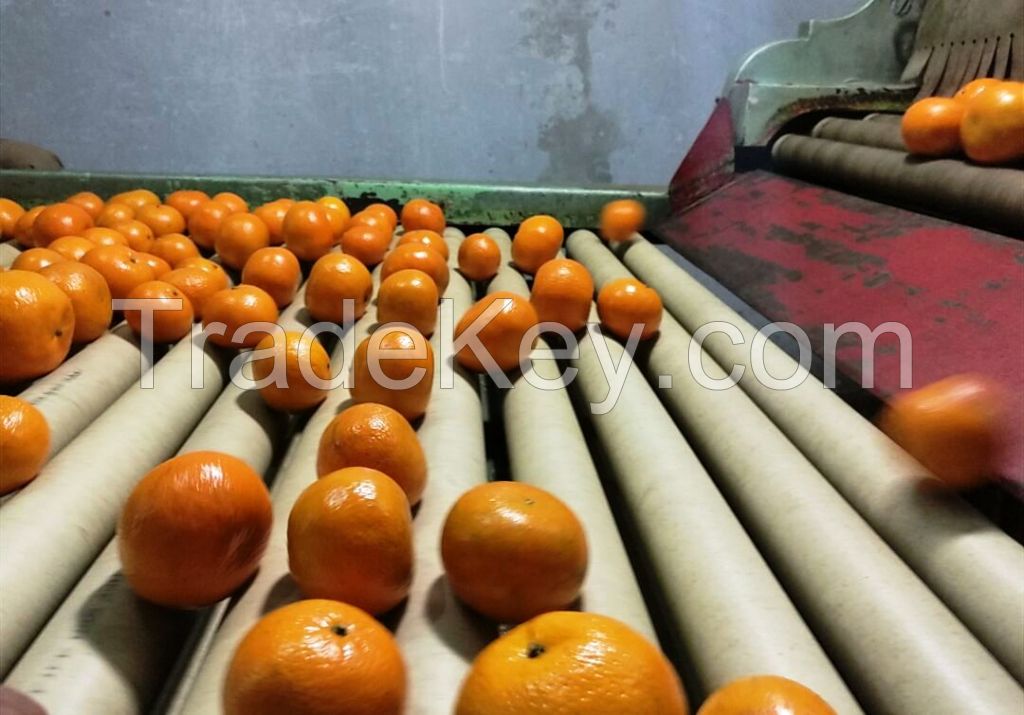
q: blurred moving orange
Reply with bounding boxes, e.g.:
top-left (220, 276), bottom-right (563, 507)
top-left (600, 199), bottom-right (645, 242)
top-left (0, 396), bottom-right (51, 494)
top-left (961, 81), bottom-right (1024, 164)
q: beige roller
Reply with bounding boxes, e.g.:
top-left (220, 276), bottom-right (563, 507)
top-left (569, 304), bottom-right (861, 711)
top-left (1, 240), bottom-right (22, 268)
top-left (5, 381), bottom-right (288, 715)
top-left (617, 233), bottom-right (1024, 682)
top-left (569, 231), bottom-right (1024, 714)
top-left (18, 323), bottom-right (148, 461)
top-left (0, 325), bottom-right (228, 676)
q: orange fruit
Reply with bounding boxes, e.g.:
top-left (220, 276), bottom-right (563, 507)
top-left (304, 253), bottom-right (373, 324)
top-left (124, 280), bottom-right (195, 343)
top-left (241, 247), bottom-right (301, 308)
top-left (879, 373), bottom-right (1006, 489)
top-left (398, 228), bottom-right (449, 259)
top-left (339, 224), bottom-right (390, 267)
top-left (135, 203), bottom-right (186, 237)
top-left (32, 202), bottom-right (94, 247)
top-left (163, 266), bottom-right (223, 320)
top-left (316, 402), bottom-right (427, 505)
top-left (596, 277), bottom-right (662, 340)
top-left (13, 205), bottom-right (45, 247)
top-left (39, 262), bottom-right (113, 343)
top-left (223, 599), bottom-right (406, 715)
top-left (400, 198), bottom-right (445, 233)
top-left (65, 191), bottom-right (104, 219)
top-left (380, 243), bottom-right (450, 293)
top-left (455, 291), bottom-right (539, 373)
top-left (164, 189), bottom-right (211, 220)
top-left (0, 396), bottom-right (51, 494)
top-left (351, 326), bottom-right (434, 421)
top-left (512, 215), bottom-right (564, 274)
top-left (347, 210), bottom-right (392, 235)
top-left (457, 233), bottom-right (501, 282)
top-left (177, 256), bottom-right (231, 288)
top-left (253, 198), bottom-right (294, 246)
top-left (113, 219), bottom-right (155, 252)
top-left (149, 233), bottom-right (201, 267)
top-left (377, 268), bottom-right (439, 336)
top-left (697, 675), bottom-right (835, 715)
top-left (11, 247), bottom-right (67, 273)
top-left (901, 97), bottom-right (965, 156)
top-left (135, 251), bottom-right (173, 279)
top-left (531, 258), bottom-right (594, 333)
top-left (961, 81), bottom-right (1024, 164)
top-left (317, 196), bottom-right (351, 241)
top-left (118, 450), bottom-right (272, 608)
top-left (213, 191), bottom-right (248, 214)
top-left (187, 200), bottom-right (232, 250)
top-left (110, 189), bottom-right (159, 211)
top-left (0, 198), bottom-right (26, 239)
top-left (47, 235), bottom-right (96, 261)
top-left (80, 244), bottom-right (155, 300)
top-left (441, 481), bottom-right (587, 623)
top-left (251, 331), bottom-right (331, 412)
top-left (954, 77), bottom-right (1002, 105)
top-left (600, 199), bottom-right (645, 242)
top-left (455, 611), bottom-right (686, 715)
top-left (0, 270), bottom-right (75, 383)
top-left (288, 467), bottom-right (413, 614)
top-left (282, 200), bottom-right (334, 261)
top-left (215, 212), bottom-right (271, 270)
top-left (202, 285), bottom-right (279, 349)
top-left (82, 226), bottom-right (129, 247)
top-left (95, 202), bottom-right (135, 228)
top-left (363, 203), bottom-right (398, 231)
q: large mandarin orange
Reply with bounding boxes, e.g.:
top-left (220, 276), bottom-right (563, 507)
top-left (135, 203), bottom-right (186, 237)
top-left (110, 189), bottom-right (159, 211)
top-left (457, 233), bottom-right (501, 282)
top-left (316, 196), bottom-right (351, 242)
top-left (400, 197), bottom-right (445, 233)
top-left (95, 201), bottom-right (135, 228)
top-left (253, 198), bottom-right (294, 246)
top-left (954, 77), bottom-right (1002, 105)
top-left (47, 235), bottom-right (96, 261)
top-left (163, 266), bottom-right (223, 320)
top-left (0, 270), bottom-right (75, 383)
top-left (531, 258), bottom-right (594, 333)
top-left (149, 233), bottom-right (201, 268)
top-left (304, 253), bottom-right (373, 323)
top-left (177, 256), bottom-right (232, 289)
top-left (82, 226), bottom-right (129, 247)
top-left (135, 251), bottom-right (173, 279)
top-left (901, 97), bottom-right (965, 156)
top-left (380, 243), bottom-right (450, 293)
top-left (251, 331), bottom-right (331, 412)
top-left (65, 191), bottom-right (104, 219)
top-left (340, 224), bottom-right (391, 267)
top-left (316, 402), bottom-right (427, 505)
top-left (113, 219), bottom-right (155, 252)
top-left (0, 198), bottom-right (26, 239)
top-left (879, 373), bottom-right (1006, 489)
top-left (377, 268), bottom-right (439, 336)
top-left (600, 198), bottom-right (645, 242)
top-left (212, 191), bottom-right (248, 214)
top-left (288, 467), bottom-right (413, 614)
top-left (0, 395), bottom-right (51, 495)
top-left (362, 203), bottom-right (398, 231)
top-left (241, 247), bottom-right (301, 308)
top-left (32, 202), bottom-right (94, 247)
top-left (697, 675), bottom-right (836, 715)
top-left (455, 291), bottom-right (539, 373)
top-left (441, 481), bottom-right (587, 623)
top-left (80, 244), bottom-right (155, 300)
top-left (118, 451), bottom-right (272, 608)
top-left (455, 611), bottom-right (687, 715)
top-left (202, 285), bottom-right (279, 349)
top-left (39, 262), bottom-right (113, 343)
top-left (11, 247), bottom-right (66, 273)
top-left (124, 280), bottom-right (195, 344)
top-left (512, 215), bottom-right (564, 274)
top-left (347, 210), bottom-right (392, 235)
top-left (351, 326), bottom-right (434, 421)
top-left (282, 200), bottom-right (334, 261)
top-left (187, 200), bottom-right (232, 250)
top-left (215, 212), bottom-right (270, 270)
top-left (13, 205), bottom-right (45, 247)
top-left (164, 189), bottom-right (211, 220)
top-left (223, 599), bottom-right (406, 715)
top-left (961, 81), bottom-right (1024, 164)
top-left (398, 229), bottom-right (449, 259)
top-left (596, 277), bottom-right (662, 340)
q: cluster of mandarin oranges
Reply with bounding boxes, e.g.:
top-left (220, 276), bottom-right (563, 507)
top-left (0, 186), bottom-right (844, 714)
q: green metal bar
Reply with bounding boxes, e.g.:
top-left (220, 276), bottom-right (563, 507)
top-left (0, 170), bottom-right (668, 229)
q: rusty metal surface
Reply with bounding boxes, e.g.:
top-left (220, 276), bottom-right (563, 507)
top-left (667, 100), bottom-right (737, 213)
top-left (657, 170), bottom-right (1024, 485)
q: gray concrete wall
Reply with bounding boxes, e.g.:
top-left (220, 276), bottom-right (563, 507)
top-left (0, 0), bottom-right (862, 185)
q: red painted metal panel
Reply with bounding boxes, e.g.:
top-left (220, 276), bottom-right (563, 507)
top-left (667, 100), bottom-right (736, 212)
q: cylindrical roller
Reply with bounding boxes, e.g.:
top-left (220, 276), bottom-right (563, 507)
top-left (18, 323), bottom-right (148, 461)
top-left (864, 113), bottom-right (903, 125)
top-left (811, 116), bottom-right (906, 152)
top-left (619, 234), bottom-right (1024, 681)
top-left (0, 325), bottom-right (228, 676)
top-left (5, 381), bottom-right (288, 715)
top-left (1, 240), bottom-right (22, 268)
top-left (569, 231), bottom-right (1024, 713)
top-left (568, 306), bottom-right (861, 710)
top-left (772, 134), bottom-right (1024, 236)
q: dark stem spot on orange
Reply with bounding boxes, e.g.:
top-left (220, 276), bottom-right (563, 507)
top-left (526, 643), bottom-right (545, 659)
top-left (332, 624), bottom-right (348, 637)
